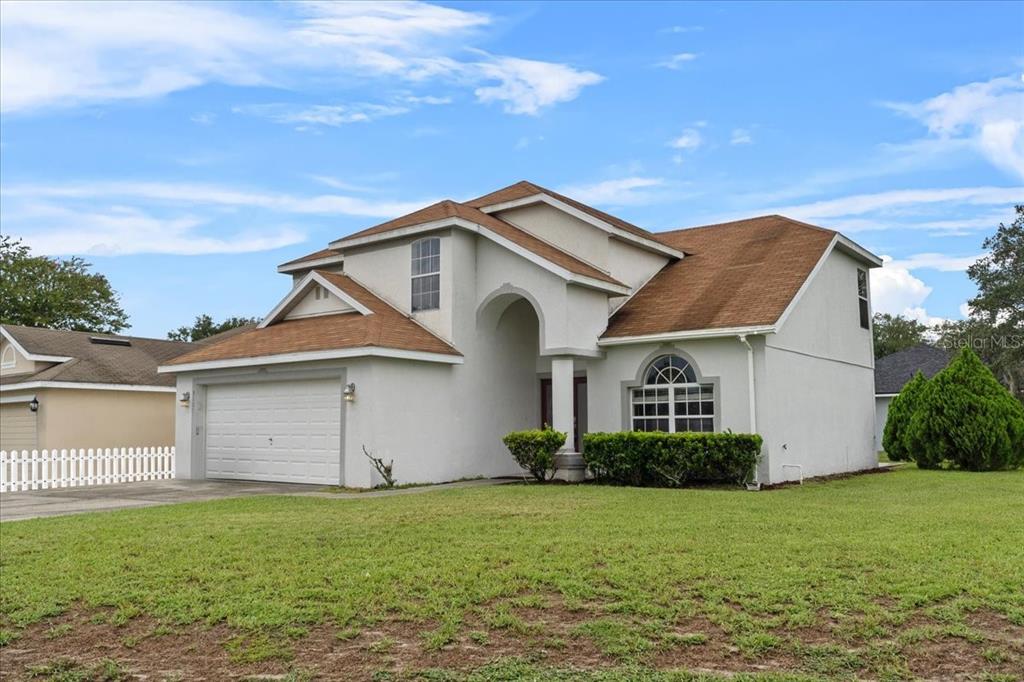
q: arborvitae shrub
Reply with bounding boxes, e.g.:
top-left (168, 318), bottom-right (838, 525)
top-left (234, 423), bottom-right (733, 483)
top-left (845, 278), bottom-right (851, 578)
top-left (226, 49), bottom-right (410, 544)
top-left (907, 347), bottom-right (1024, 471)
top-left (882, 371), bottom-right (929, 461)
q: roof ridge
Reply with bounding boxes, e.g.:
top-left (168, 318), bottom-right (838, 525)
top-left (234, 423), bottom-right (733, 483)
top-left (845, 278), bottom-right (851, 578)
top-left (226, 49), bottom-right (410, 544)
top-left (658, 214), bottom-right (838, 237)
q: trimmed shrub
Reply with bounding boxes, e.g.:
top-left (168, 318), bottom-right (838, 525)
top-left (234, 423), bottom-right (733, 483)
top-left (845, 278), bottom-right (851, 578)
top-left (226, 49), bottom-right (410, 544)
top-left (906, 347), bottom-right (1024, 471)
top-left (502, 428), bottom-right (567, 481)
top-left (882, 371), bottom-right (929, 461)
top-left (582, 431), bottom-right (762, 487)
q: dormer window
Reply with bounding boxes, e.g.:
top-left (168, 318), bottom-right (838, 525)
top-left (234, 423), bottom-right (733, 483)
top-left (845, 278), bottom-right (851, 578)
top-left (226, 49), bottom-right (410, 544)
top-left (411, 237), bottom-right (440, 312)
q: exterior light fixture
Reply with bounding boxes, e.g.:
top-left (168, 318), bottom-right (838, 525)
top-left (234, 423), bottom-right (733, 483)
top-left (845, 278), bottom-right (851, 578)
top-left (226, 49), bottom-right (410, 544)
top-left (28, 396), bottom-right (39, 412)
top-left (343, 383), bottom-right (356, 402)
top-left (179, 391), bottom-right (191, 407)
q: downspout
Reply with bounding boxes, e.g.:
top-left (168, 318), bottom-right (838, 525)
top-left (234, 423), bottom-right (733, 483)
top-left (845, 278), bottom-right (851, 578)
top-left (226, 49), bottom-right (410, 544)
top-left (737, 334), bottom-right (760, 488)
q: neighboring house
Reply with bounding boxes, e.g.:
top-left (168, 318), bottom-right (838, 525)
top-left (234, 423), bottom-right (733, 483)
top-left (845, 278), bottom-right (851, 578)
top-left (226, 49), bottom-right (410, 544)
top-left (161, 181), bottom-right (882, 488)
top-left (873, 344), bottom-right (951, 452)
top-left (0, 325), bottom-right (197, 452)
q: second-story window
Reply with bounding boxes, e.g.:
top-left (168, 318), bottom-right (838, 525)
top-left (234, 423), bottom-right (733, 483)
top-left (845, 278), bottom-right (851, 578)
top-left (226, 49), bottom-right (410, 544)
top-left (857, 268), bottom-right (869, 329)
top-left (411, 237), bottom-right (440, 312)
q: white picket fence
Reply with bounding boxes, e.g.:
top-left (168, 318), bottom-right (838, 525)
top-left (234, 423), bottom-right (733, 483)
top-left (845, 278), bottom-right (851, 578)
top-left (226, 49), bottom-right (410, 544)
top-left (0, 447), bottom-right (175, 493)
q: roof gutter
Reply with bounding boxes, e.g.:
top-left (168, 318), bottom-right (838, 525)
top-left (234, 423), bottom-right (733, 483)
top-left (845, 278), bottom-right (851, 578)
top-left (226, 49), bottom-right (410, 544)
top-left (159, 346), bottom-right (464, 374)
top-left (598, 325), bottom-right (776, 347)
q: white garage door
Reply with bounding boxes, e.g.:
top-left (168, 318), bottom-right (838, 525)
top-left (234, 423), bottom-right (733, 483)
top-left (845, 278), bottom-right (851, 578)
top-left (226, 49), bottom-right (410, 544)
top-left (205, 379), bottom-right (342, 485)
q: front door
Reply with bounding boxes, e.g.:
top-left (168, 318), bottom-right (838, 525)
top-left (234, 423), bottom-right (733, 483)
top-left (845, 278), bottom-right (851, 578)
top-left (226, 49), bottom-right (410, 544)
top-left (540, 377), bottom-right (587, 451)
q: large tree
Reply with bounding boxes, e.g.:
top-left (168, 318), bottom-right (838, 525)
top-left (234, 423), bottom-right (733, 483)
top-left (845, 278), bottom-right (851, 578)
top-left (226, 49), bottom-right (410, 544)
top-left (168, 314), bottom-right (259, 342)
top-left (872, 313), bottom-right (931, 359)
top-left (942, 205), bottom-right (1024, 401)
top-left (0, 236), bottom-right (129, 333)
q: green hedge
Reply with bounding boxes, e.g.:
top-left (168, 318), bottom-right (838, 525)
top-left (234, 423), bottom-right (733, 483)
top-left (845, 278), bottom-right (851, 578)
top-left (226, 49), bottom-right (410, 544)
top-left (502, 428), bottom-right (567, 481)
top-left (582, 431), bottom-right (762, 487)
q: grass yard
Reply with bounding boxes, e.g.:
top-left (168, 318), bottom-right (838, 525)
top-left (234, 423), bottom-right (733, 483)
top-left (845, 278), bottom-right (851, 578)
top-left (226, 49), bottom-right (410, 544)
top-left (1, 468), bottom-right (1022, 681)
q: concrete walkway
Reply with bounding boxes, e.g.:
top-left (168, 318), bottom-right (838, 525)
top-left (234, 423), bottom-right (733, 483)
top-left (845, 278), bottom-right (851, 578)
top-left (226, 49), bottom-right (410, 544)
top-left (0, 477), bottom-right (513, 522)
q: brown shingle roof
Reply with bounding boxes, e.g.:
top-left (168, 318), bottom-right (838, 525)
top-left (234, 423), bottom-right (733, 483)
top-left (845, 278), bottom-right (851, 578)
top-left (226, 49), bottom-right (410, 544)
top-left (1, 325), bottom-right (196, 387)
top-left (602, 215), bottom-right (837, 338)
top-left (278, 247), bottom-right (342, 268)
top-left (337, 199), bottom-right (625, 287)
top-left (466, 181), bottom-right (658, 242)
top-left (164, 271), bottom-right (460, 367)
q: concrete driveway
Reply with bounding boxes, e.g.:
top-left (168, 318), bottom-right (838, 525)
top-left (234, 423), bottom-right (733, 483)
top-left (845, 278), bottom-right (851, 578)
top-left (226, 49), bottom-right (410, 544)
top-left (0, 479), bottom-right (326, 522)
top-left (0, 477), bottom-right (511, 522)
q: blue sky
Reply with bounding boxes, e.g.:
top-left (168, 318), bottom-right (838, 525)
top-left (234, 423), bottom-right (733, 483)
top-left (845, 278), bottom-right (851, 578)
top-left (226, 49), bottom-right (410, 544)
top-left (1, 1), bottom-right (1022, 337)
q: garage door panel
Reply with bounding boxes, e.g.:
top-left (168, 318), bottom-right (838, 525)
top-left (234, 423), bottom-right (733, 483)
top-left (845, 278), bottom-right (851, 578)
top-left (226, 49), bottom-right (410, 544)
top-left (205, 379), bottom-right (342, 485)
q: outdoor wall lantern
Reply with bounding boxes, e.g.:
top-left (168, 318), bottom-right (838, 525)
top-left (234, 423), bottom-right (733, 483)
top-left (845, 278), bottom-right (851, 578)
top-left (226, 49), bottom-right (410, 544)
top-left (28, 396), bottom-right (39, 412)
top-left (343, 383), bottom-right (356, 403)
top-left (179, 391), bottom-right (191, 407)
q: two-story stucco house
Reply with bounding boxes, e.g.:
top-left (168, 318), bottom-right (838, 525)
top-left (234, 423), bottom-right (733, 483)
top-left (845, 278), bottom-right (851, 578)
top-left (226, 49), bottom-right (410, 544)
top-left (160, 181), bottom-right (882, 488)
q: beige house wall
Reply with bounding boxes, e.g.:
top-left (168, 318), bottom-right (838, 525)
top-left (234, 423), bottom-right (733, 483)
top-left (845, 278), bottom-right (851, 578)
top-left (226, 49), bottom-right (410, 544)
top-left (0, 387), bottom-right (176, 450)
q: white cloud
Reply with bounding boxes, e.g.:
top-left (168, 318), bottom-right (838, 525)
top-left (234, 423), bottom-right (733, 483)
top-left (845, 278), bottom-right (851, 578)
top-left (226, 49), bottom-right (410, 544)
top-left (730, 128), bottom-right (752, 145)
top-left (661, 25), bottom-right (704, 33)
top-left (656, 53), bottom-right (699, 70)
top-left (871, 257), bottom-right (933, 316)
top-left (8, 204), bottom-right (304, 257)
top-left (190, 112), bottom-right (216, 125)
top-left (884, 74), bottom-right (1024, 179)
top-left (235, 102), bottom-right (410, 127)
top-left (557, 177), bottom-right (665, 206)
top-left (1, 1), bottom-right (602, 116)
top-left (885, 252), bottom-right (983, 272)
top-left (669, 128), bottom-right (703, 151)
top-left (472, 56), bottom-right (603, 115)
top-left (2, 181), bottom-right (432, 218)
top-left (775, 186), bottom-right (1023, 220)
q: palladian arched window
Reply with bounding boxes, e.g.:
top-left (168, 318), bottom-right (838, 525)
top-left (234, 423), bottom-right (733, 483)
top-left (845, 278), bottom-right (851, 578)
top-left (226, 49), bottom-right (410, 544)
top-left (631, 354), bottom-right (715, 433)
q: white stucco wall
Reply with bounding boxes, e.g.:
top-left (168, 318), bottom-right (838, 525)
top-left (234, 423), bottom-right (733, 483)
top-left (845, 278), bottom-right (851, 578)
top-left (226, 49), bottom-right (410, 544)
top-left (587, 338), bottom-right (755, 435)
top-left (342, 229), bottom-right (454, 342)
top-left (497, 203), bottom-right (610, 269)
top-left (757, 248), bottom-right (877, 482)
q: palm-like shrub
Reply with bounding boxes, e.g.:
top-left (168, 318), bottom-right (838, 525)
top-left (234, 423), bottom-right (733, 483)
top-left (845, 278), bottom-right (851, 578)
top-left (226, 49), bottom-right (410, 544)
top-left (882, 371), bottom-right (928, 461)
top-left (907, 347), bottom-right (1024, 471)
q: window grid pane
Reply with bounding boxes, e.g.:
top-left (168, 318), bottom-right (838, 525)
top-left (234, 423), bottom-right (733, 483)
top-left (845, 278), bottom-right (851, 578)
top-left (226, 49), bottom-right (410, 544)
top-left (632, 355), bottom-right (715, 434)
top-left (411, 238), bottom-right (440, 312)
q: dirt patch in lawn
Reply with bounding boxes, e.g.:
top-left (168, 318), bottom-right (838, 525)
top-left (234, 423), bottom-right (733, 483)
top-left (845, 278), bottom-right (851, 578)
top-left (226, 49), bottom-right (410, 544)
top-left (2, 605), bottom-right (1022, 681)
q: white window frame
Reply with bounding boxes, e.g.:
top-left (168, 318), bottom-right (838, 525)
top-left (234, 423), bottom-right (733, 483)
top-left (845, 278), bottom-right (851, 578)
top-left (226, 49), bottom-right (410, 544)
top-left (857, 268), bottom-right (869, 330)
top-left (411, 237), bottom-right (440, 312)
top-left (630, 355), bottom-right (716, 433)
top-left (1, 345), bottom-right (16, 369)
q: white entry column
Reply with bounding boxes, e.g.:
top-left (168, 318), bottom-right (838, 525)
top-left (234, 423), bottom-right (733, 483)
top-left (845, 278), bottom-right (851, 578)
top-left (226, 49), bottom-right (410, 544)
top-left (550, 355), bottom-right (585, 481)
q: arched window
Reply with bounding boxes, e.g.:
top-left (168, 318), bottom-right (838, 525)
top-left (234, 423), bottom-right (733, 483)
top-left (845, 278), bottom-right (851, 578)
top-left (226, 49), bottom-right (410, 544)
top-left (1, 345), bottom-right (15, 369)
top-left (631, 354), bottom-right (715, 433)
top-left (411, 237), bottom-right (440, 311)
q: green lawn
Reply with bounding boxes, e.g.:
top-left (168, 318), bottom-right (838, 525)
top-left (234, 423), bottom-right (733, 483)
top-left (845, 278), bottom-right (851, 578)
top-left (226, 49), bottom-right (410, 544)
top-left (2, 468), bottom-right (1023, 681)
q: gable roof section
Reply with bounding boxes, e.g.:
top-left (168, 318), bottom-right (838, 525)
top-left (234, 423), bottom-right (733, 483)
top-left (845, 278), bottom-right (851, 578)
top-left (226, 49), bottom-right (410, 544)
top-left (163, 271), bottom-right (460, 370)
top-left (333, 199), bottom-right (627, 289)
top-left (875, 344), bottom-right (951, 395)
top-left (467, 181), bottom-right (684, 258)
top-left (277, 247), bottom-right (344, 273)
top-left (466, 181), bottom-right (654, 240)
top-left (1, 325), bottom-right (196, 388)
top-left (601, 215), bottom-right (841, 340)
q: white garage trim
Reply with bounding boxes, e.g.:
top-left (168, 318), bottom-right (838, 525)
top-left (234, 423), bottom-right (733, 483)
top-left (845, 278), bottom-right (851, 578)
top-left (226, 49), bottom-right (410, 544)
top-left (160, 346), bottom-right (462, 374)
top-left (203, 378), bottom-right (344, 485)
